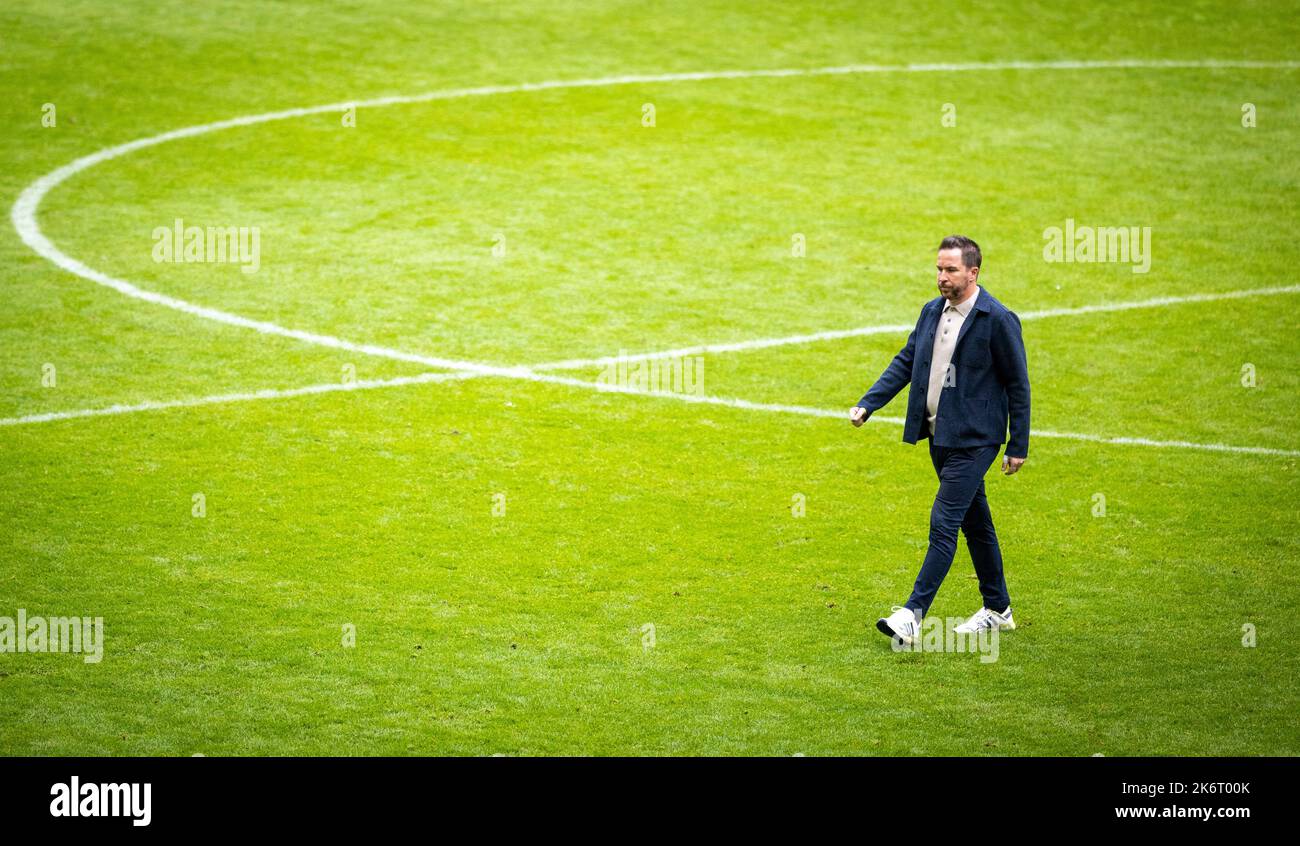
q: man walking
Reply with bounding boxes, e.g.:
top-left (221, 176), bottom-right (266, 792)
top-left (849, 236), bottom-right (1030, 645)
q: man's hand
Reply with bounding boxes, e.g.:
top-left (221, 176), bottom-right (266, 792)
top-left (849, 406), bottom-right (869, 428)
top-left (1001, 455), bottom-right (1026, 475)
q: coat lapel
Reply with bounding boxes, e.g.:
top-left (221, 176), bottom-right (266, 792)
top-left (952, 287), bottom-right (992, 354)
top-left (920, 300), bottom-right (942, 367)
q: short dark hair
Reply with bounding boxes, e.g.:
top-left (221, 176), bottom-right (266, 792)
top-left (939, 235), bottom-right (982, 269)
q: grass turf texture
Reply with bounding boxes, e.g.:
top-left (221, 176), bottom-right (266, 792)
top-left (1, 0), bottom-right (1298, 755)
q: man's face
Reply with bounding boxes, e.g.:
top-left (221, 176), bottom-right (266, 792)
top-left (936, 247), bottom-right (978, 301)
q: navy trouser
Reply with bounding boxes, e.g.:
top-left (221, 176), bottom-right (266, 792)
top-left (904, 441), bottom-right (1012, 617)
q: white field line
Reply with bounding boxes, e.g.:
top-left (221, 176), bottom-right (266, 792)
top-left (9, 59), bottom-right (1300, 456)
top-left (3, 283), bottom-right (1298, 457)
top-left (544, 392), bottom-right (1300, 457)
top-left (5, 281), bottom-right (1295, 429)
top-left (530, 285), bottom-right (1300, 370)
top-left (5, 366), bottom-right (1298, 459)
top-left (0, 370), bottom-right (479, 427)
top-left (0, 366), bottom-right (653, 426)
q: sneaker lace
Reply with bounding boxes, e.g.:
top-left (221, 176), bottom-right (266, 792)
top-left (888, 606), bottom-right (916, 629)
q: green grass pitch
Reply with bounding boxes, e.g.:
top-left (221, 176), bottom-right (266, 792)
top-left (1, 0), bottom-right (1297, 755)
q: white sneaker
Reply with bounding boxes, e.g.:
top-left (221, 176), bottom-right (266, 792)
top-left (876, 606), bottom-right (921, 645)
top-left (953, 605), bottom-right (1015, 634)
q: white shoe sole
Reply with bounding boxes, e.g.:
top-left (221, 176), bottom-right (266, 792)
top-left (954, 617), bottom-right (1016, 634)
top-left (876, 617), bottom-right (915, 645)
